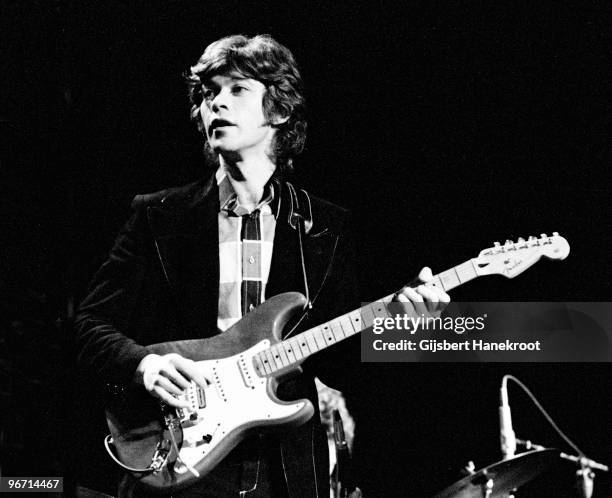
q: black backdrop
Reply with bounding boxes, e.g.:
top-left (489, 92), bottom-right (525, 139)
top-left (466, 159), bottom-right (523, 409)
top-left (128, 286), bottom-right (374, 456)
top-left (2, 1), bottom-right (611, 496)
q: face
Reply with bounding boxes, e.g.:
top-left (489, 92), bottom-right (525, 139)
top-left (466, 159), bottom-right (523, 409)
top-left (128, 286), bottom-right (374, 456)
top-left (200, 74), bottom-right (278, 158)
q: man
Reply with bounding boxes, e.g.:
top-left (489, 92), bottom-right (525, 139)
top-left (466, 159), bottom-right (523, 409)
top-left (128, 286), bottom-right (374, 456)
top-left (75, 34), bottom-right (449, 497)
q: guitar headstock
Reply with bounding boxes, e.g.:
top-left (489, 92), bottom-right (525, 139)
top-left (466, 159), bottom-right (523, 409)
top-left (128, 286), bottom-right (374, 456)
top-left (474, 232), bottom-right (570, 278)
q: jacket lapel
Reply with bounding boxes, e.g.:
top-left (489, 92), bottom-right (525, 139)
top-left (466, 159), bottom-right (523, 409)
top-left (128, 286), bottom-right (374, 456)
top-left (267, 182), bottom-right (339, 316)
top-left (147, 176), bottom-right (220, 338)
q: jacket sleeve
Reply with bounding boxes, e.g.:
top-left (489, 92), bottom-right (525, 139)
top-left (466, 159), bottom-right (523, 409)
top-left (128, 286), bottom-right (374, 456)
top-left (74, 198), bottom-right (152, 392)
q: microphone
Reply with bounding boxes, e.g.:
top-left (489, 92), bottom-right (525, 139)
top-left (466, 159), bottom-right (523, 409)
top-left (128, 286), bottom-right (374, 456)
top-left (499, 378), bottom-right (517, 460)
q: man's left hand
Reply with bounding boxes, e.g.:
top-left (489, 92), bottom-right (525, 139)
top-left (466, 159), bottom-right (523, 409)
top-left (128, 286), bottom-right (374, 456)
top-left (394, 266), bottom-right (450, 315)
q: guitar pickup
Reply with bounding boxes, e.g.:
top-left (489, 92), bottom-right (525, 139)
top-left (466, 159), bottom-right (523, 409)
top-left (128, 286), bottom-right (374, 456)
top-left (196, 386), bottom-right (206, 409)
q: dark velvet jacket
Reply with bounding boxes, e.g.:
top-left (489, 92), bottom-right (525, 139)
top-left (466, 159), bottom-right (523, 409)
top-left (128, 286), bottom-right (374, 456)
top-left (74, 173), bottom-right (360, 497)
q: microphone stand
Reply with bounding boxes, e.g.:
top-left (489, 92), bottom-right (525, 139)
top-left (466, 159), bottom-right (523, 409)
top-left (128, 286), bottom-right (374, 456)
top-left (513, 437), bottom-right (609, 498)
top-left (500, 376), bottom-right (609, 498)
top-left (560, 453), bottom-right (609, 498)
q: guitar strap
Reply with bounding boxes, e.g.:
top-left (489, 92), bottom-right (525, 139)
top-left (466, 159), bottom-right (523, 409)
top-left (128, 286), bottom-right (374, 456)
top-left (286, 181), bottom-right (313, 311)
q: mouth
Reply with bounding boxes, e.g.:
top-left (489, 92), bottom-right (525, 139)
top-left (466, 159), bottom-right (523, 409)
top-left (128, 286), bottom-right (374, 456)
top-left (208, 119), bottom-right (235, 134)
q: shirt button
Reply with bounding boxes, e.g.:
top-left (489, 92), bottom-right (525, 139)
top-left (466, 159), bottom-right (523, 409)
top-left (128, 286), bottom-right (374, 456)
top-left (249, 256), bottom-right (255, 264)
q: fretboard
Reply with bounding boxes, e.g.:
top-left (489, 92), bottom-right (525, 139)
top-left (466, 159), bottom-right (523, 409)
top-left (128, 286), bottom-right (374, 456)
top-left (252, 258), bottom-right (481, 376)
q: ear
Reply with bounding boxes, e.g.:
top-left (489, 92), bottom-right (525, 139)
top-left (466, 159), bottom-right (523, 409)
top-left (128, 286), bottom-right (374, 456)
top-left (270, 113), bottom-right (290, 126)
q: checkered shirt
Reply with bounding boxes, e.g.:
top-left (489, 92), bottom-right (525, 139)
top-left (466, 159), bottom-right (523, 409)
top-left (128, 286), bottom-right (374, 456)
top-left (216, 168), bottom-right (278, 331)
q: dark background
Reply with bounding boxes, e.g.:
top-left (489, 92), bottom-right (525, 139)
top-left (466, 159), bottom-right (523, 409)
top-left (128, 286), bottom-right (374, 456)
top-left (1, 1), bottom-right (611, 496)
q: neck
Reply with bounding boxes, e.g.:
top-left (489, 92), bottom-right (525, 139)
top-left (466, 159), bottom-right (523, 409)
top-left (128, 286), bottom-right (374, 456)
top-left (252, 260), bottom-right (483, 377)
top-left (219, 152), bottom-right (276, 209)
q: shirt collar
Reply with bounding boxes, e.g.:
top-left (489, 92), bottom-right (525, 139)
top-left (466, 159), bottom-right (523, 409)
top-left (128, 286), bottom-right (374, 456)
top-left (216, 167), bottom-right (280, 218)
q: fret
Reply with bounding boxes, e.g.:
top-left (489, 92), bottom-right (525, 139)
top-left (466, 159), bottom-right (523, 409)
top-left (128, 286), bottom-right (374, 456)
top-left (259, 352), bottom-right (272, 375)
top-left (430, 275), bottom-right (444, 289)
top-left (456, 262), bottom-right (477, 283)
top-left (289, 337), bottom-right (304, 360)
top-left (267, 345), bottom-right (279, 370)
top-left (465, 261), bottom-right (478, 277)
top-left (435, 263), bottom-right (478, 292)
top-left (305, 330), bottom-right (319, 353)
top-left (274, 344), bottom-right (289, 369)
top-left (469, 258), bottom-right (481, 278)
top-left (275, 343), bottom-right (290, 367)
top-left (453, 266), bottom-right (462, 284)
top-left (455, 263), bottom-right (467, 276)
top-left (253, 353), bottom-right (265, 376)
top-left (260, 351), bottom-right (272, 374)
top-left (372, 301), bottom-right (390, 321)
top-left (265, 348), bottom-right (279, 372)
top-left (339, 314), bottom-right (355, 336)
top-left (440, 269), bottom-right (461, 290)
top-left (457, 261), bottom-right (472, 273)
top-left (313, 327), bottom-right (327, 349)
top-left (283, 341), bottom-right (297, 363)
top-left (296, 334), bottom-right (311, 357)
top-left (320, 324), bottom-right (335, 345)
top-left (361, 304), bottom-right (375, 328)
top-left (348, 309), bottom-right (364, 332)
top-left (330, 320), bottom-right (345, 341)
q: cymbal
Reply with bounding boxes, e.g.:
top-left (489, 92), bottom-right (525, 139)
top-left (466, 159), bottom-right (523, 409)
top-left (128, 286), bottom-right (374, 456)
top-left (434, 449), bottom-right (558, 498)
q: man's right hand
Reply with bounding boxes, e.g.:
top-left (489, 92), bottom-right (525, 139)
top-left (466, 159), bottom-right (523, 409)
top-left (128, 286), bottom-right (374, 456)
top-left (134, 353), bottom-right (208, 408)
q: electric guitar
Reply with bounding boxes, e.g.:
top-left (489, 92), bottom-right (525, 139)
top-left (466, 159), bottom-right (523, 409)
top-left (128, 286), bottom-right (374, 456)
top-left (104, 233), bottom-right (570, 492)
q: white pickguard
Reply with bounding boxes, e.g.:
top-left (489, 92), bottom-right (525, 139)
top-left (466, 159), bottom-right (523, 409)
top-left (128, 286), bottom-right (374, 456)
top-left (173, 339), bottom-right (308, 473)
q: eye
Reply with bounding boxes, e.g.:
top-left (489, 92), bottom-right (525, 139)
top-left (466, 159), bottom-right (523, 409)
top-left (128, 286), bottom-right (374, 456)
top-left (231, 85), bottom-right (247, 95)
top-left (202, 88), bottom-right (215, 100)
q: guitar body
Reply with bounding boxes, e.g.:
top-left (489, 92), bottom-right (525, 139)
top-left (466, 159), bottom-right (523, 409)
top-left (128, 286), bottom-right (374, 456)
top-left (105, 292), bottom-right (315, 493)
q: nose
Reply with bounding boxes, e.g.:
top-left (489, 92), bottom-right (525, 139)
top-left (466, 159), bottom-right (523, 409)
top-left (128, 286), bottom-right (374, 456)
top-left (210, 87), bottom-right (229, 112)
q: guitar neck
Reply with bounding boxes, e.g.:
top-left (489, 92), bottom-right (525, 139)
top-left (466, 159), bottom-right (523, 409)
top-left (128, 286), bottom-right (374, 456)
top-left (253, 258), bottom-right (482, 375)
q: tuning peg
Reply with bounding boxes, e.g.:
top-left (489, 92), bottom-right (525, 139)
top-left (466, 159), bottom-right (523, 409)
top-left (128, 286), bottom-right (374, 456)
top-left (494, 241), bottom-right (501, 247)
top-left (540, 233), bottom-right (547, 238)
top-left (552, 231), bottom-right (559, 236)
top-left (505, 239), bottom-right (517, 250)
top-left (528, 236), bottom-right (536, 241)
top-left (517, 237), bottom-right (525, 243)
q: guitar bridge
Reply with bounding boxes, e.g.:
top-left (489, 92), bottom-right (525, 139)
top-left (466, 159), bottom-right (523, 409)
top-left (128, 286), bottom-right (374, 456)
top-left (150, 439), bottom-right (171, 473)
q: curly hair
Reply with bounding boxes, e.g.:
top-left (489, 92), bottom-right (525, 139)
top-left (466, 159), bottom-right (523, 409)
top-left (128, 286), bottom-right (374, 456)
top-left (186, 34), bottom-right (307, 175)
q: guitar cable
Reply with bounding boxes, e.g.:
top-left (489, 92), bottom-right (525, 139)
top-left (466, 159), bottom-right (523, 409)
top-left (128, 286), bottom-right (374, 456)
top-left (104, 435), bottom-right (163, 473)
top-left (166, 420), bottom-right (200, 478)
top-left (104, 420), bottom-right (200, 478)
